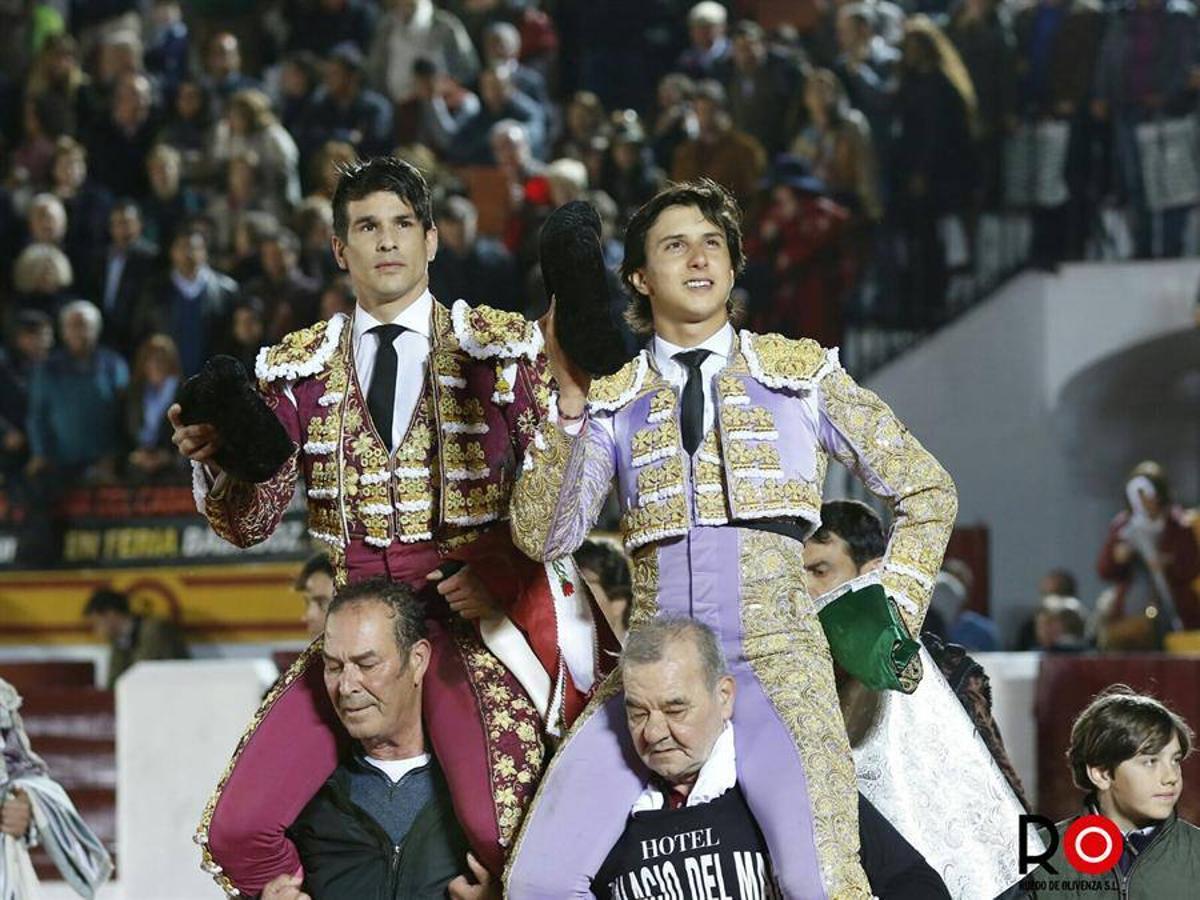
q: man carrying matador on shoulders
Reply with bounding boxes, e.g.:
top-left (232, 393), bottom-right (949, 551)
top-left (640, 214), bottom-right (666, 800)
top-left (505, 179), bottom-right (958, 898)
top-left (169, 157), bottom-right (629, 897)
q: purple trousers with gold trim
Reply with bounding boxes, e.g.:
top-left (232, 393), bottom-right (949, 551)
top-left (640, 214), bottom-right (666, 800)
top-left (506, 527), bottom-right (873, 899)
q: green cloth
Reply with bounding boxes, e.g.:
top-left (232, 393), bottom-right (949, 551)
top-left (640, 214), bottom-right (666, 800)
top-left (1028, 812), bottom-right (1200, 898)
top-left (30, 5), bottom-right (65, 54)
top-left (818, 583), bottom-right (922, 693)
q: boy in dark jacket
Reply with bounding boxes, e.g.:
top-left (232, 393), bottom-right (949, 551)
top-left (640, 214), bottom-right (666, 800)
top-left (1028, 685), bottom-right (1200, 898)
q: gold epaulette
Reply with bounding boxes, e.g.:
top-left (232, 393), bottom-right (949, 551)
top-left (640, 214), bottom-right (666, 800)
top-left (254, 314), bottom-right (347, 385)
top-left (588, 351), bottom-right (651, 412)
top-left (450, 299), bottom-right (542, 362)
top-left (740, 331), bottom-right (837, 391)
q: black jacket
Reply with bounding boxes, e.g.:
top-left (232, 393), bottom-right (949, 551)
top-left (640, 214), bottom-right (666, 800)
top-left (287, 758), bottom-right (469, 900)
top-left (594, 786), bottom-right (947, 900)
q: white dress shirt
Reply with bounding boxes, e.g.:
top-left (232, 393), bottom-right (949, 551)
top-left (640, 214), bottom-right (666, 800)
top-left (572, 322), bottom-right (735, 441)
top-left (352, 290), bottom-right (433, 451)
top-left (630, 722), bottom-right (736, 812)
top-left (651, 323), bottom-right (735, 437)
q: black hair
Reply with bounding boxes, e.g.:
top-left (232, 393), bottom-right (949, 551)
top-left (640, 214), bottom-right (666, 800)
top-left (1043, 568), bottom-right (1078, 597)
top-left (84, 588), bottom-right (130, 616)
top-left (811, 500), bottom-right (887, 568)
top-left (575, 540), bottom-right (632, 600)
top-left (110, 197), bottom-right (141, 218)
top-left (294, 552), bottom-right (335, 591)
top-left (331, 156), bottom-right (434, 240)
top-left (620, 178), bottom-right (745, 335)
top-left (326, 576), bottom-right (427, 656)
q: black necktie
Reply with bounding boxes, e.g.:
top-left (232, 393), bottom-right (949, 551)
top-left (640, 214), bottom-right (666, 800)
top-left (675, 348), bottom-right (711, 456)
top-left (366, 323), bottom-right (405, 451)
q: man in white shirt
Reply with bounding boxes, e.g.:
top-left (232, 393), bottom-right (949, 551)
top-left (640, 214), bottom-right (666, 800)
top-left (170, 156), bottom-right (608, 896)
top-left (591, 617), bottom-right (948, 900)
top-left (508, 178), bottom-right (957, 898)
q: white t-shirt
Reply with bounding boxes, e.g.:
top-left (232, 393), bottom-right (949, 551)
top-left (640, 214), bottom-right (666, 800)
top-left (364, 752), bottom-right (431, 783)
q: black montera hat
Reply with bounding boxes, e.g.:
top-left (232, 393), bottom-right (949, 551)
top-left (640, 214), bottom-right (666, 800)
top-left (176, 355), bottom-right (294, 483)
top-left (539, 201), bottom-right (632, 377)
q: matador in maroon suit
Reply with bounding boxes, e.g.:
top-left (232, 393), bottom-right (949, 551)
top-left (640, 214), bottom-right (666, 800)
top-left (181, 159), bottom-right (613, 897)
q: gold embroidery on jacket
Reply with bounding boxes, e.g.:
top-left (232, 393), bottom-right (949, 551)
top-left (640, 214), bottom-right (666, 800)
top-left (725, 441), bottom-right (784, 475)
top-left (628, 547), bottom-right (661, 626)
top-left (818, 365), bottom-right (957, 634)
top-left (722, 406), bottom-right (778, 437)
top-left (509, 424), bottom-right (574, 558)
top-left (621, 491), bottom-right (689, 551)
top-left (450, 617), bottom-right (545, 847)
top-left (635, 457), bottom-right (685, 504)
top-left (630, 421), bottom-right (680, 468)
top-left (646, 388), bottom-right (677, 424)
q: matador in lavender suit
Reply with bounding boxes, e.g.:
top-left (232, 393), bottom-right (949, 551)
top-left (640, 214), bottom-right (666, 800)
top-left (506, 180), bottom-right (958, 899)
top-left (172, 158), bottom-right (612, 897)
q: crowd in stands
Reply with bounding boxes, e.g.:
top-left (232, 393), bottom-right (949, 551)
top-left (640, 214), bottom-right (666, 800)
top-left (2, 0), bottom-right (1200, 492)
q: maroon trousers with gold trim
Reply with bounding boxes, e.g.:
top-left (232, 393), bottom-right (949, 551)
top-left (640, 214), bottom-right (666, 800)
top-left (201, 537), bottom-right (548, 897)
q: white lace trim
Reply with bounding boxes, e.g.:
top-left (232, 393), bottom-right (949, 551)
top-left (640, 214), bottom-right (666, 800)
top-left (647, 407), bottom-right (672, 424)
top-left (698, 450), bottom-right (722, 465)
top-left (361, 503), bottom-right (394, 516)
top-left (446, 467), bottom-right (490, 481)
top-left (812, 570), bottom-right (881, 612)
top-left (889, 589), bottom-right (920, 616)
top-left (445, 512), bottom-right (500, 527)
top-left (256, 314), bottom-right (347, 383)
top-left (588, 352), bottom-right (649, 412)
top-left (492, 361), bottom-right (519, 405)
top-left (731, 467), bottom-right (785, 480)
top-left (722, 394), bottom-right (751, 406)
top-left (306, 487), bottom-right (338, 499)
top-left (438, 375), bottom-right (467, 388)
top-left (360, 471), bottom-right (390, 485)
top-left (696, 483), bottom-right (724, 494)
top-left (811, 568), bottom-right (919, 617)
top-left (364, 534), bottom-right (392, 548)
top-left (727, 430), bottom-right (779, 441)
top-left (886, 561), bottom-right (936, 590)
top-left (631, 445), bottom-right (675, 468)
top-left (191, 461), bottom-right (208, 514)
top-left (396, 530), bottom-right (434, 543)
top-left (696, 513), bottom-right (730, 526)
top-left (394, 466), bottom-right (431, 479)
top-left (318, 392), bottom-right (344, 407)
top-left (310, 529), bottom-right (346, 549)
top-left (451, 299), bottom-right (543, 362)
top-left (442, 421), bottom-right (489, 435)
top-left (626, 524), bottom-right (689, 551)
top-left (395, 499), bottom-right (433, 513)
top-left (815, 346), bottom-right (842, 383)
top-left (638, 485), bottom-right (684, 504)
top-left (303, 441), bottom-right (337, 455)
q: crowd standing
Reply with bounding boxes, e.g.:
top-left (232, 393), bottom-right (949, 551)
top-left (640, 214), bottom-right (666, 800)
top-left (5, 0), bottom-right (1200, 496)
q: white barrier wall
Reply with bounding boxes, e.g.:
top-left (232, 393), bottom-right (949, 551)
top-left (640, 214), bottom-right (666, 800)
top-left (975, 652), bottom-right (1041, 807)
top-left (865, 261), bottom-right (1200, 644)
top-left (116, 660), bottom-right (277, 900)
